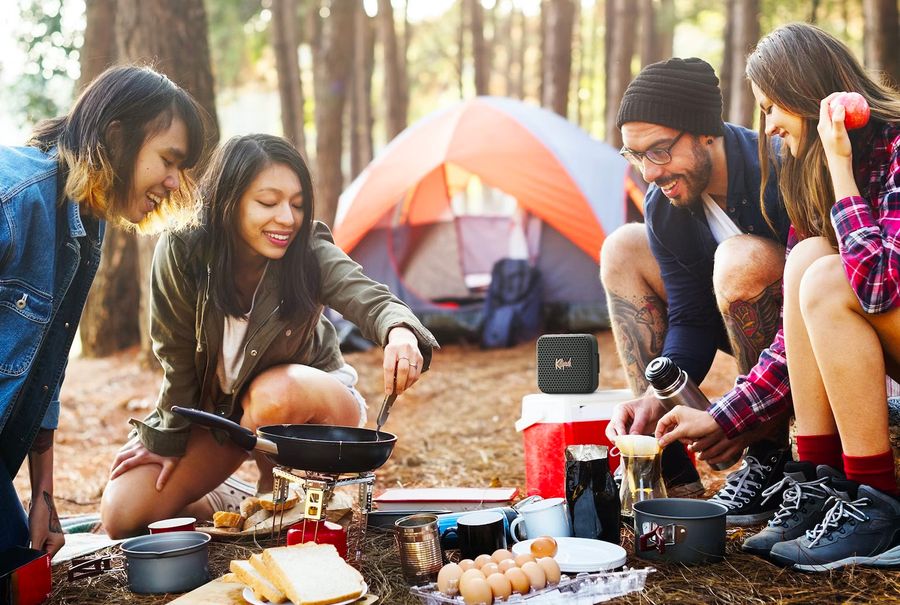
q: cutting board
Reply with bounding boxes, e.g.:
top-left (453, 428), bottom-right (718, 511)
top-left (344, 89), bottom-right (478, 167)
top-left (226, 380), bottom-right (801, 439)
top-left (168, 578), bottom-right (246, 604)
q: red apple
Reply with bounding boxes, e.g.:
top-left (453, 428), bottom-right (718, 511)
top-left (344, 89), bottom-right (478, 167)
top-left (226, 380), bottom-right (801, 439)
top-left (828, 92), bottom-right (870, 130)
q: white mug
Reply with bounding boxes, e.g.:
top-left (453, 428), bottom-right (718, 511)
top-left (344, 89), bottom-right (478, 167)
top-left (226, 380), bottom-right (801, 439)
top-left (509, 497), bottom-right (573, 541)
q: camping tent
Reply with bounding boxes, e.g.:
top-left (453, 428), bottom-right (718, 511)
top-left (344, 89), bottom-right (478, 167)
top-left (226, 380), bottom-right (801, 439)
top-left (333, 96), bottom-right (643, 340)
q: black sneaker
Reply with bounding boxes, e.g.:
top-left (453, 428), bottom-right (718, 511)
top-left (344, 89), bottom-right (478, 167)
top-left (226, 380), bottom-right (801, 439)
top-left (742, 464), bottom-right (848, 556)
top-left (769, 483), bottom-right (900, 571)
top-left (709, 447), bottom-right (791, 526)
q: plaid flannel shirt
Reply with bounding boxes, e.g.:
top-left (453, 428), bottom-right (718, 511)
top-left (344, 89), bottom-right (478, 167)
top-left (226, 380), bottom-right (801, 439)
top-left (710, 122), bottom-right (900, 437)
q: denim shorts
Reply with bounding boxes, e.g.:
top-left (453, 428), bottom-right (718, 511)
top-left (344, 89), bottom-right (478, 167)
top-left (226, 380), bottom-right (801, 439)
top-left (329, 364), bottom-right (368, 427)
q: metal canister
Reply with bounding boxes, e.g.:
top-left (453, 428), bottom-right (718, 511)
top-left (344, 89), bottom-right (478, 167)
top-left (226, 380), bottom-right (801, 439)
top-left (393, 513), bottom-right (443, 585)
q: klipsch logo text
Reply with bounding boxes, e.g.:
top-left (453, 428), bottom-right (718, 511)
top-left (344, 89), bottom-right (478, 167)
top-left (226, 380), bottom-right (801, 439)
top-left (555, 358), bottom-right (573, 370)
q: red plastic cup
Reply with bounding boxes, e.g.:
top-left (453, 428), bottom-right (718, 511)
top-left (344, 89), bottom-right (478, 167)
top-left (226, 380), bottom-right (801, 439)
top-left (287, 520), bottom-right (348, 559)
top-left (147, 517), bottom-right (197, 534)
top-left (0, 547), bottom-right (51, 605)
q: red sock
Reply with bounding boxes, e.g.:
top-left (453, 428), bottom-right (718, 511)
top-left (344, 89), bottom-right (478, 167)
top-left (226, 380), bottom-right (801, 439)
top-left (843, 450), bottom-right (899, 496)
top-left (795, 433), bottom-right (843, 471)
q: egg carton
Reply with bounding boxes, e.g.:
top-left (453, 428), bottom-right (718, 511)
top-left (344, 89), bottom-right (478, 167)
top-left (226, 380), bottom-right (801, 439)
top-left (409, 567), bottom-right (654, 604)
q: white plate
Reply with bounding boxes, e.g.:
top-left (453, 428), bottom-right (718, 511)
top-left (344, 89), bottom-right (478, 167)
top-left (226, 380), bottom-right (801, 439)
top-left (242, 583), bottom-right (367, 605)
top-left (512, 537), bottom-right (627, 572)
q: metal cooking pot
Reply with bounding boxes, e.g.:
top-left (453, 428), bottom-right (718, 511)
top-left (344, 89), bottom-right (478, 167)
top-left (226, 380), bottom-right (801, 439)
top-left (120, 531), bottom-right (210, 594)
top-left (633, 498), bottom-right (727, 564)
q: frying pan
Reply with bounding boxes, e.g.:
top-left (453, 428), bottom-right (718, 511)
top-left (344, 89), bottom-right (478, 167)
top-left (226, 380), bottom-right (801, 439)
top-left (171, 406), bottom-right (397, 473)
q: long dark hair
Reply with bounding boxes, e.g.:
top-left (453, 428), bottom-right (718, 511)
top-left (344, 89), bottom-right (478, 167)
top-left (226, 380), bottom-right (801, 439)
top-left (200, 134), bottom-right (321, 324)
top-left (28, 64), bottom-right (207, 233)
top-left (747, 23), bottom-right (900, 245)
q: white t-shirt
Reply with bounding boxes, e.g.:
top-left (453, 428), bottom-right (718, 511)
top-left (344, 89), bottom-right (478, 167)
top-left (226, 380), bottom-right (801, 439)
top-left (702, 193), bottom-right (743, 243)
top-left (217, 264), bottom-right (268, 394)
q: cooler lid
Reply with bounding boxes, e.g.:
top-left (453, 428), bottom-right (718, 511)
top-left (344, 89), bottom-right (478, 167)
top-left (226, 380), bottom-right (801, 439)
top-left (515, 389), bottom-right (631, 432)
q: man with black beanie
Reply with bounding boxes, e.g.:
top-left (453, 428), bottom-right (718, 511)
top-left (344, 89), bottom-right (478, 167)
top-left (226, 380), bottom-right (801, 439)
top-left (602, 57), bottom-right (793, 526)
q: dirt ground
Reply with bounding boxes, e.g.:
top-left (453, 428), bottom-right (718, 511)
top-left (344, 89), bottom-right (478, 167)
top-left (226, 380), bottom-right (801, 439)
top-left (13, 330), bottom-right (740, 514)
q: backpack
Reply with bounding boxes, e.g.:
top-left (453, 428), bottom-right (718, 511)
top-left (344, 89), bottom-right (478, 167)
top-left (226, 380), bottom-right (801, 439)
top-left (481, 258), bottom-right (543, 348)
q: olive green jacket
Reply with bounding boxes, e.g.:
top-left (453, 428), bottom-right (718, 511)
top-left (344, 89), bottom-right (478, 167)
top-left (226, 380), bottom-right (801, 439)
top-left (131, 221), bottom-right (438, 456)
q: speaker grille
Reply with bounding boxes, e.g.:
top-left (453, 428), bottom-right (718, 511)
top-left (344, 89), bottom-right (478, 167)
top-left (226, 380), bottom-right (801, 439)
top-left (536, 334), bottom-right (599, 394)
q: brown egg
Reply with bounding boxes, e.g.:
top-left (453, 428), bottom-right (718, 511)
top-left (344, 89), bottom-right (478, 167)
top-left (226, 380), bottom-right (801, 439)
top-left (536, 557), bottom-right (561, 585)
top-left (458, 559), bottom-right (476, 571)
top-left (474, 554), bottom-right (494, 569)
top-left (513, 552), bottom-right (535, 567)
top-left (486, 572), bottom-right (513, 601)
top-left (480, 562), bottom-right (500, 577)
top-left (437, 563), bottom-right (463, 596)
top-left (497, 558), bottom-right (518, 573)
top-left (491, 548), bottom-right (514, 564)
top-left (504, 566), bottom-right (531, 595)
top-left (529, 536), bottom-right (558, 558)
top-left (460, 577), bottom-right (494, 605)
top-left (459, 568), bottom-right (487, 595)
top-left (520, 561), bottom-right (547, 591)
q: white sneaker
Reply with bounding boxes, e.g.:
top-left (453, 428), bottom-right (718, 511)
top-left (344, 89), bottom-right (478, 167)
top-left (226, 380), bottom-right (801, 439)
top-left (204, 475), bottom-right (256, 513)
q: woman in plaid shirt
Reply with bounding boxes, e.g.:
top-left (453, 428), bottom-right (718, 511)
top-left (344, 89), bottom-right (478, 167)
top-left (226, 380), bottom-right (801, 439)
top-left (656, 23), bottom-right (900, 571)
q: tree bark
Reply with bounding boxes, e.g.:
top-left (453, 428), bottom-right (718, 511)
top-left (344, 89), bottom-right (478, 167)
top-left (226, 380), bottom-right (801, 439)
top-left (313, 0), bottom-right (354, 226)
top-left (863, 0), bottom-right (900, 88)
top-left (77, 0), bottom-right (116, 93)
top-left (656, 0), bottom-right (675, 61)
top-left (379, 0), bottom-right (408, 139)
top-left (639, 0), bottom-right (659, 68)
top-left (726, 0), bottom-right (759, 128)
top-left (469, 0), bottom-right (489, 95)
top-left (351, 3), bottom-right (374, 179)
top-left (720, 0), bottom-right (735, 120)
top-left (605, 0), bottom-right (638, 147)
top-left (540, 0), bottom-right (576, 117)
top-left (115, 0), bottom-right (219, 363)
top-left (271, 0), bottom-right (307, 156)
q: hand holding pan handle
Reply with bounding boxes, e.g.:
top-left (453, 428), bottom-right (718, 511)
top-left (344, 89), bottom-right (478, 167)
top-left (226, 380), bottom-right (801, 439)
top-left (171, 406), bottom-right (279, 454)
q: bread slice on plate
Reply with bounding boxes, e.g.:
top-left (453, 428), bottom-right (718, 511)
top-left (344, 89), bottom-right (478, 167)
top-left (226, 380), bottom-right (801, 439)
top-left (261, 543), bottom-right (364, 605)
top-left (230, 558), bottom-right (288, 603)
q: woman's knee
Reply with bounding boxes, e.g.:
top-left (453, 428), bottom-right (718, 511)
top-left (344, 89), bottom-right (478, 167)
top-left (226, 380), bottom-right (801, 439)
top-left (799, 254), bottom-right (852, 319)
top-left (242, 366), bottom-right (357, 428)
top-left (100, 471), bottom-right (159, 539)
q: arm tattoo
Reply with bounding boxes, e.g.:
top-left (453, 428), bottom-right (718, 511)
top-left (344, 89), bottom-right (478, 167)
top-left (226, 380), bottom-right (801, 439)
top-left (41, 491), bottom-right (63, 534)
top-left (30, 429), bottom-right (53, 454)
top-left (608, 292), bottom-right (668, 394)
top-left (722, 279), bottom-right (783, 375)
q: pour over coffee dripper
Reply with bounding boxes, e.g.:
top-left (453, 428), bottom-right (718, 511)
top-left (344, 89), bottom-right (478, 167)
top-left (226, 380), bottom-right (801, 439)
top-left (614, 435), bottom-right (667, 516)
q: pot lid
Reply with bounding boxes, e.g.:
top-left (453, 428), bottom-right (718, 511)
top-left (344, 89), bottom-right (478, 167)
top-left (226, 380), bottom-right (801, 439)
top-left (121, 530), bottom-right (211, 558)
top-left (512, 537), bottom-right (627, 572)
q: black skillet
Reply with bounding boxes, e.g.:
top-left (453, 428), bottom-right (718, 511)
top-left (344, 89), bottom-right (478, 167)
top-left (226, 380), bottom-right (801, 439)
top-left (171, 406), bottom-right (397, 473)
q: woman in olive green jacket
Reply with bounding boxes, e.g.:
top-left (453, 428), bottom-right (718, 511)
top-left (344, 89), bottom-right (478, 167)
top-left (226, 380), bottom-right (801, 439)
top-left (100, 134), bottom-right (438, 538)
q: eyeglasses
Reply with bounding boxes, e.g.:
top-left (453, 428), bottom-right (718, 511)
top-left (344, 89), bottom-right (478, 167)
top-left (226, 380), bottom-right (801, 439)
top-left (619, 131), bottom-right (686, 168)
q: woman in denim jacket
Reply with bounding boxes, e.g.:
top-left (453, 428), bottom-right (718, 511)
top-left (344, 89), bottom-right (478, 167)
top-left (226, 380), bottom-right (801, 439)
top-left (101, 135), bottom-right (438, 538)
top-left (0, 65), bottom-right (205, 557)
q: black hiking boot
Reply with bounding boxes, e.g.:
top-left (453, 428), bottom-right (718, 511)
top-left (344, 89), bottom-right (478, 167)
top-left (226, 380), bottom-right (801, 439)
top-left (710, 446), bottom-right (791, 526)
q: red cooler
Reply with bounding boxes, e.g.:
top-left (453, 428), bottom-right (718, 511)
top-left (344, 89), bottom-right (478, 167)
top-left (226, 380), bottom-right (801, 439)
top-left (515, 389), bottom-right (630, 499)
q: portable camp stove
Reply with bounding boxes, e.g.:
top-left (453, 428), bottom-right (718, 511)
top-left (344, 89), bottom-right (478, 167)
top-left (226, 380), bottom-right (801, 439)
top-left (271, 466), bottom-right (375, 563)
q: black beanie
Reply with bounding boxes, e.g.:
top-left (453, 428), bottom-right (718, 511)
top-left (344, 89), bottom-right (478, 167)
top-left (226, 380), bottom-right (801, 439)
top-left (616, 57), bottom-right (725, 136)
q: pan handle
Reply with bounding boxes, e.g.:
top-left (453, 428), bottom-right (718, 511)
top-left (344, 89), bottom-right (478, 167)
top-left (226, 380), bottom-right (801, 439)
top-left (171, 406), bottom-right (258, 451)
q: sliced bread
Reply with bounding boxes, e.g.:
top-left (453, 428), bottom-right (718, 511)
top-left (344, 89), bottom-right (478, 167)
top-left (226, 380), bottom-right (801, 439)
top-left (230, 558), bottom-right (288, 603)
top-left (260, 543), bottom-right (364, 605)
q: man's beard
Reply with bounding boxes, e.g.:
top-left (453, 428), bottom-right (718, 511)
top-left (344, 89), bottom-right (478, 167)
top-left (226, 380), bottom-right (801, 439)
top-left (656, 137), bottom-right (713, 209)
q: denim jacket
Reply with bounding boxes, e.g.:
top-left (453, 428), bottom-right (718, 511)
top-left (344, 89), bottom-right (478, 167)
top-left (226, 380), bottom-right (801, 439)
top-left (644, 123), bottom-right (791, 385)
top-left (0, 145), bottom-right (104, 476)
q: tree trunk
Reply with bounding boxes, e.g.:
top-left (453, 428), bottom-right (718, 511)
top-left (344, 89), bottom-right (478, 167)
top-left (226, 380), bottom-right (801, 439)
top-left (639, 0), bottom-right (659, 68)
top-left (116, 0), bottom-right (219, 364)
top-left (540, 0), bottom-right (576, 117)
top-left (470, 0), bottom-right (489, 95)
top-left (726, 0), bottom-right (759, 128)
top-left (512, 5), bottom-right (526, 99)
top-left (77, 0), bottom-right (141, 359)
top-left (379, 0), bottom-right (408, 140)
top-left (863, 0), bottom-right (900, 88)
top-left (720, 0), bottom-right (735, 120)
top-left (605, 0), bottom-right (638, 147)
top-left (351, 3), bottom-right (374, 179)
top-left (313, 0), bottom-right (354, 226)
top-left (271, 0), bottom-right (307, 156)
top-left (656, 0), bottom-right (675, 61)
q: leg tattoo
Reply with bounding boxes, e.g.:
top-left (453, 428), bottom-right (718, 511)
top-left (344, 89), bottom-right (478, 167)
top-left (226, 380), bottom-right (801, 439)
top-left (608, 292), bottom-right (668, 394)
top-left (722, 279), bottom-right (783, 375)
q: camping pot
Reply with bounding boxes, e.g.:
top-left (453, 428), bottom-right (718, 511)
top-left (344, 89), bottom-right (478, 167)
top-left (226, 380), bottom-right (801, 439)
top-left (632, 499), bottom-right (727, 564)
top-left (120, 531), bottom-right (210, 594)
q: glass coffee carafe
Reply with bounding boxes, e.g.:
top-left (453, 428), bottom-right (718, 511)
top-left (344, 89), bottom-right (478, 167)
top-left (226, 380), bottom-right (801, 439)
top-left (614, 435), bottom-right (667, 516)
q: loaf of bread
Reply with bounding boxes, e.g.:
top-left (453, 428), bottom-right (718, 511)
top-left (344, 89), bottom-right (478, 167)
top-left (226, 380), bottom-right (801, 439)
top-left (261, 543), bottom-right (364, 605)
top-left (230, 558), bottom-right (287, 603)
top-left (240, 496), bottom-right (263, 518)
top-left (259, 491), bottom-right (299, 512)
top-left (213, 510), bottom-right (243, 529)
top-left (243, 508), bottom-right (271, 531)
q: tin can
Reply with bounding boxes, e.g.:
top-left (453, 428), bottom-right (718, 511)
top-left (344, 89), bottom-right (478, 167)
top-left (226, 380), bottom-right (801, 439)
top-left (394, 513), bottom-right (443, 585)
